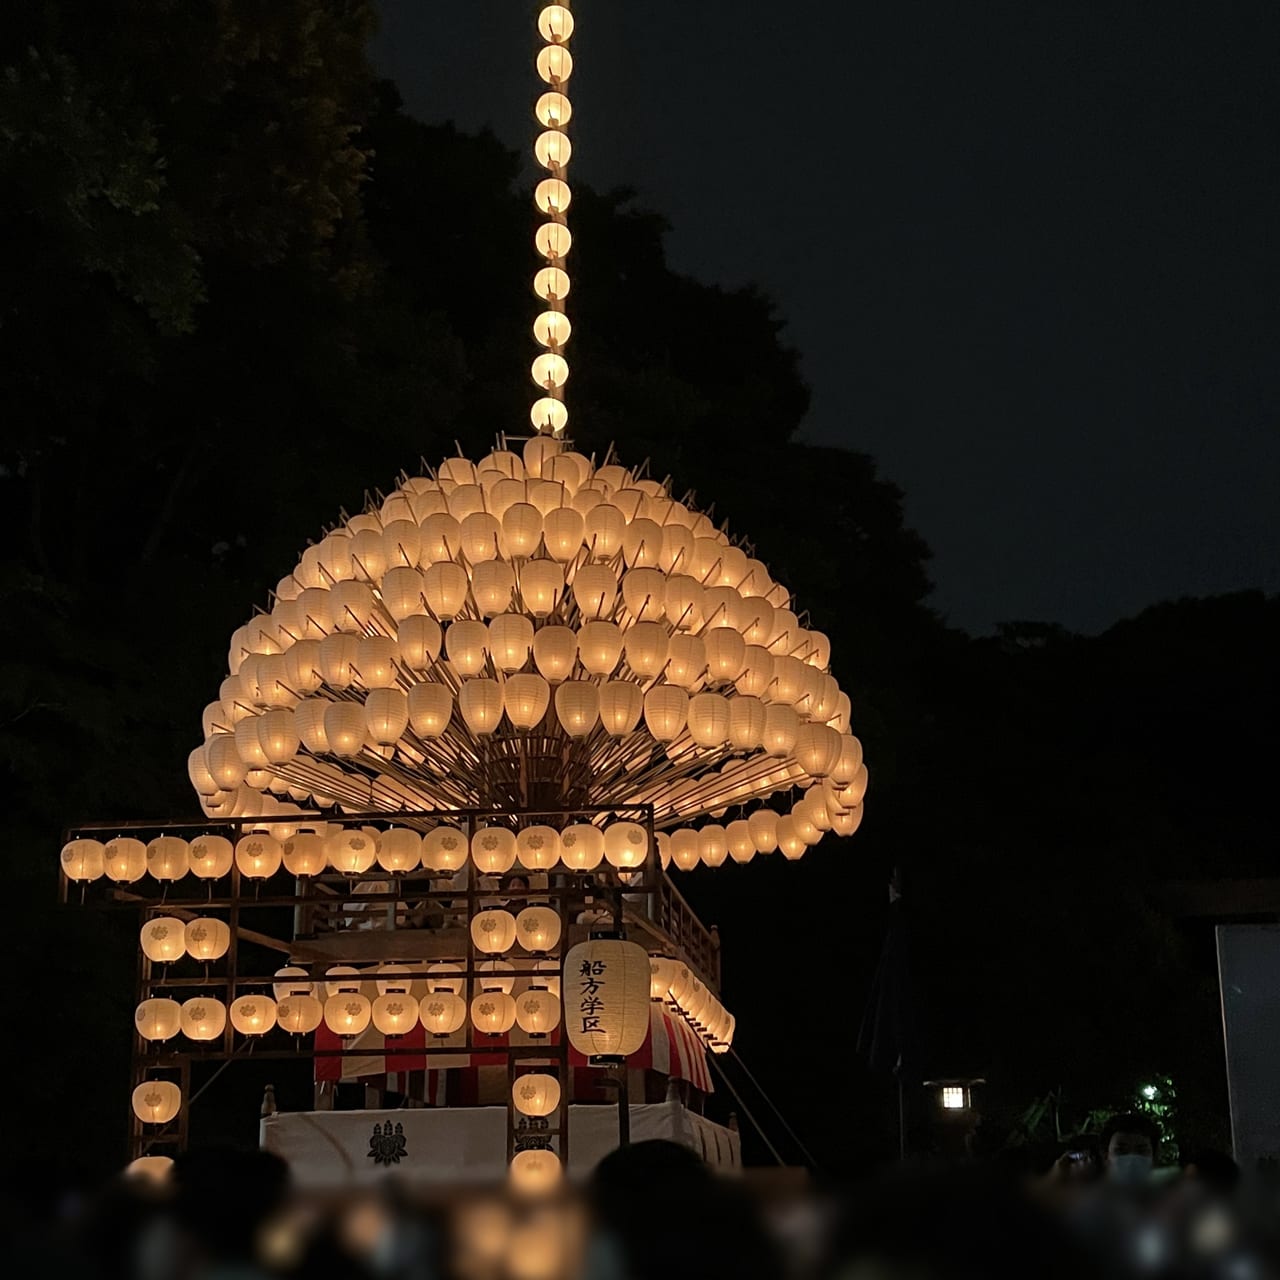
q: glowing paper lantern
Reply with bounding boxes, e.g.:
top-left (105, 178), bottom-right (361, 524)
top-left (697, 825), bottom-right (729, 868)
top-left (793, 723), bottom-right (842, 779)
top-left (423, 825), bottom-right (468, 871)
top-left (447, 621), bottom-right (489, 677)
top-left (180, 997), bottom-right (227, 1041)
top-left (517, 825), bottom-right (562, 870)
top-left (471, 909), bottom-right (518, 954)
top-left (532, 625), bottom-right (577, 682)
top-left (560, 823), bottom-right (604, 871)
top-left (372, 994), bottom-right (420, 1036)
top-left (599, 681), bottom-right (644, 735)
top-left (275, 995), bottom-right (323, 1034)
top-left (187, 835), bottom-right (233, 880)
top-left (376, 828), bottom-right (422, 873)
top-left (687, 693), bottom-right (730, 748)
top-left (325, 828), bottom-right (377, 875)
top-left (407, 683), bottom-right (453, 737)
top-left (515, 989), bottom-right (561, 1036)
top-left (420, 992), bottom-right (466, 1036)
top-left (643, 686), bottom-right (688, 741)
top-left (748, 809), bottom-right (779, 853)
top-left (235, 833), bottom-right (282, 879)
top-left (459, 679), bottom-right (504, 734)
top-left (513, 1073), bottom-right (560, 1117)
top-left (604, 821), bottom-right (648, 869)
top-left (726, 820), bottom-right (756, 864)
top-left (135, 998), bottom-right (182, 1042)
top-left (489, 614), bottom-right (535, 672)
top-left (426, 963), bottom-right (465, 994)
top-left (282, 833), bottom-right (326, 876)
top-left (505, 673), bottom-right (551, 729)
top-left (397, 615), bottom-right (443, 669)
top-left (776, 816), bottom-right (806, 860)
top-left (61, 838), bottom-right (105, 882)
top-left (324, 993), bottom-right (372, 1036)
top-left (554, 681), bottom-right (599, 737)
top-left (146, 837), bottom-right (189, 882)
top-left (471, 991), bottom-right (517, 1035)
top-left (509, 1149), bottom-right (562, 1197)
top-left (230, 995), bottom-right (277, 1036)
top-left (184, 917), bottom-right (231, 961)
top-left (562, 938), bottom-right (651, 1060)
top-left (476, 960), bottom-right (515, 993)
top-left (140, 917), bottom-right (186, 963)
top-left (516, 906), bottom-right (562, 953)
top-left (670, 828), bottom-right (700, 872)
top-left (365, 689), bottom-right (409, 745)
top-left (132, 1081), bottom-right (182, 1125)
top-left (473, 826), bottom-right (518, 874)
top-left (105, 837), bottom-right (148, 884)
top-left (577, 621), bottom-right (622, 676)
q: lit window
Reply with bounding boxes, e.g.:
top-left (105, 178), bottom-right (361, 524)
top-left (941, 1086), bottom-right (966, 1110)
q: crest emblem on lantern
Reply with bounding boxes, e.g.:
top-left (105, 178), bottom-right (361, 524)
top-left (368, 1120), bottom-right (407, 1166)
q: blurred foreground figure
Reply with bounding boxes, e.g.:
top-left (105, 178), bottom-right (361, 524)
top-left (586, 1141), bottom-right (782, 1280)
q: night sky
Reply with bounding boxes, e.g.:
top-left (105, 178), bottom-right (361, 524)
top-left (372, 1), bottom-right (1278, 635)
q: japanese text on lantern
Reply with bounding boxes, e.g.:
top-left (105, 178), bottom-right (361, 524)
top-left (579, 958), bottom-right (606, 1033)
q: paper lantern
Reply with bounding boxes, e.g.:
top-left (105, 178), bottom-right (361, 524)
top-left (397, 615), bottom-right (444, 669)
top-left (643, 686), bottom-right (688, 741)
top-left (324, 993), bottom-right (372, 1036)
top-left (793, 723), bottom-right (842, 779)
top-left (535, 89), bottom-right (572, 129)
top-left (372, 827), bottom-right (419, 873)
top-left (515, 989), bottom-right (561, 1036)
top-left (206, 735), bottom-right (246, 789)
top-left (184, 917), bottom-right (231, 961)
top-left (563, 938), bottom-right (651, 1060)
top-left (476, 959), bottom-right (516, 993)
top-left (748, 809), bottom-right (779, 853)
top-left (513, 1073), bottom-right (560, 1117)
top-left (554, 681), bottom-right (599, 737)
top-left (275, 995), bottom-right (323, 1034)
top-left (533, 266), bottom-right (570, 302)
top-left (535, 177), bottom-right (570, 216)
top-left (831, 735), bottom-right (864, 788)
top-left (560, 823), bottom-right (604, 871)
top-left (407, 683), bottom-right (453, 737)
top-left (517, 825), bottom-right (562, 870)
top-left (726, 820), bottom-right (756, 864)
top-left (180, 997), bottom-right (227, 1041)
top-left (426, 962), bottom-right (464, 995)
top-left (542, 506), bottom-right (584, 560)
top-left (471, 561), bottom-right (516, 617)
top-left (420, 992), bottom-right (467, 1036)
top-left (230, 995), bottom-right (277, 1036)
top-left (373, 994), bottom-right (420, 1036)
top-left (472, 909), bottom-right (518, 954)
top-left (60, 838), bottom-right (105, 882)
top-left (776, 817), bottom-right (806, 860)
top-left (604, 821), bottom-right (648, 869)
top-left (763, 704), bottom-right (799, 757)
top-left (365, 689), bottom-right (409, 745)
top-left (520, 560), bottom-right (564, 616)
top-left (105, 837), bottom-right (148, 883)
top-left (538, 3), bottom-right (574, 42)
top-left (185, 834), bottom-right (232, 880)
top-left (621, 569), bottom-right (667, 624)
top-left (695, 825), bottom-right (726, 868)
top-left (235, 833), bottom-right (282, 879)
top-left (598, 681), bottom-right (644, 735)
top-left (726, 695), bottom-right (767, 751)
top-left (282, 833), bottom-right (326, 876)
top-left (135, 998), bottom-right (182, 1042)
top-left (509, 1149), bottom-right (562, 1197)
top-left (423, 825), bottom-right (468, 871)
top-left (473, 826), bottom-right (518, 873)
top-left (459, 679), bottom-right (504, 734)
top-left (256, 709), bottom-right (299, 765)
top-left (489, 614), bottom-right (535, 672)
top-left (145, 836), bottom-right (189, 882)
top-left (577, 621), bottom-right (622, 676)
top-left (423, 562), bottom-right (470, 619)
top-left (831, 804), bottom-right (864, 838)
top-left (702, 585), bottom-right (745, 631)
top-left (272, 967), bottom-right (314, 1000)
top-left (623, 624), bottom-right (669, 681)
top-left (670, 828), bottom-right (701, 871)
top-left (471, 991), bottom-right (517, 1035)
top-left (687, 693), bottom-right (730, 747)
top-left (532, 625), bottom-right (577, 682)
top-left (516, 906), bottom-right (562, 953)
top-left (665, 633), bottom-right (706, 687)
top-left (446, 620), bottom-right (489, 677)
top-left (571, 564), bottom-right (617, 617)
top-left (322, 702), bottom-right (367, 756)
top-left (501, 502), bottom-right (542, 558)
top-left (325, 828), bottom-right (377, 875)
top-left (505, 673), bottom-right (551, 729)
top-left (460, 511), bottom-right (504, 562)
top-left (132, 1080), bottom-right (181, 1125)
top-left (140, 917), bottom-right (186, 963)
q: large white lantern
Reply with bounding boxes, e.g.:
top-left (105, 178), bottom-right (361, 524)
top-left (793, 723), bottom-right (842, 779)
top-left (505, 674), bottom-right (551, 729)
top-left (132, 1081), bottom-right (182, 1125)
top-left (180, 997), bottom-right (227, 1041)
top-left (184, 917), bottom-right (231, 961)
top-left (135, 998), bottom-right (182, 1042)
top-left (376, 827), bottom-right (422, 873)
top-left (188, 834), bottom-right (234, 880)
top-left (513, 1073), bottom-right (560, 1117)
top-left (325, 828), bottom-right (377, 875)
top-left (60, 838), bottom-right (105, 882)
top-left (235, 833), bottom-right (282, 879)
top-left (726, 820), bottom-right (756, 864)
top-left (422, 825), bottom-right (468, 871)
top-left (372, 993), bottom-right (420, 1036)
top-left (697, 825), bottom-right (728, 868)
top-left (563, 938), bottom-right (651, 1061)
top-left (747, 808), bottom-right (779, 853)
top-left (146, 836), bottom-right (190, 882)
top-left (598, 681), bottom-right (644, 735)
top-left (459, 679), bottom-right (505, 734)
top-left (407, 683), bottom-right (453, 737)
top-left (230, 995), bottom-right (277, 1035)
top-left (446, 620), bottom-right (489, 676)
top-left (687, 693), bottom-right (730, 747)
top-left (516, 906), bottom-right (562, 953)
top-left (553, 681), bottom-right (599, 737)
top-left (643, 686), bottom-right (688, 741)
top-left (669, 828), bottom-right (700, 872)
top-left (532, 625), bottom-right (577, 682)
top-left (471, 909), bottom-right (518, 954)
top-left (275, 994), bottom-right (324, 1034)
top-left (604, 821), bottom-right (647, 869)
top-left (140, 917), bottom-right (187, 963)
top-left (776, 816), bottom-right (806, 860)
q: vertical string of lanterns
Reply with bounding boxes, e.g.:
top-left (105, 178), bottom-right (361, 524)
top-left (531, 3), bottom-right (574, 438)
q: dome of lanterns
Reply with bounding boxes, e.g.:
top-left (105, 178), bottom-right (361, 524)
top-left (183, 434), bottom-right (867, 868)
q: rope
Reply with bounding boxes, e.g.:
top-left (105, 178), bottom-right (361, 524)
top-left (727, 1047), bottom-right (821, 1171)
top-left (705, 1050), bottom-right (786, 1167)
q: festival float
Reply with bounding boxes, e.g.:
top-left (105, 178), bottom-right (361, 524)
top-left (57, 1), bottom-right (868, 1191)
